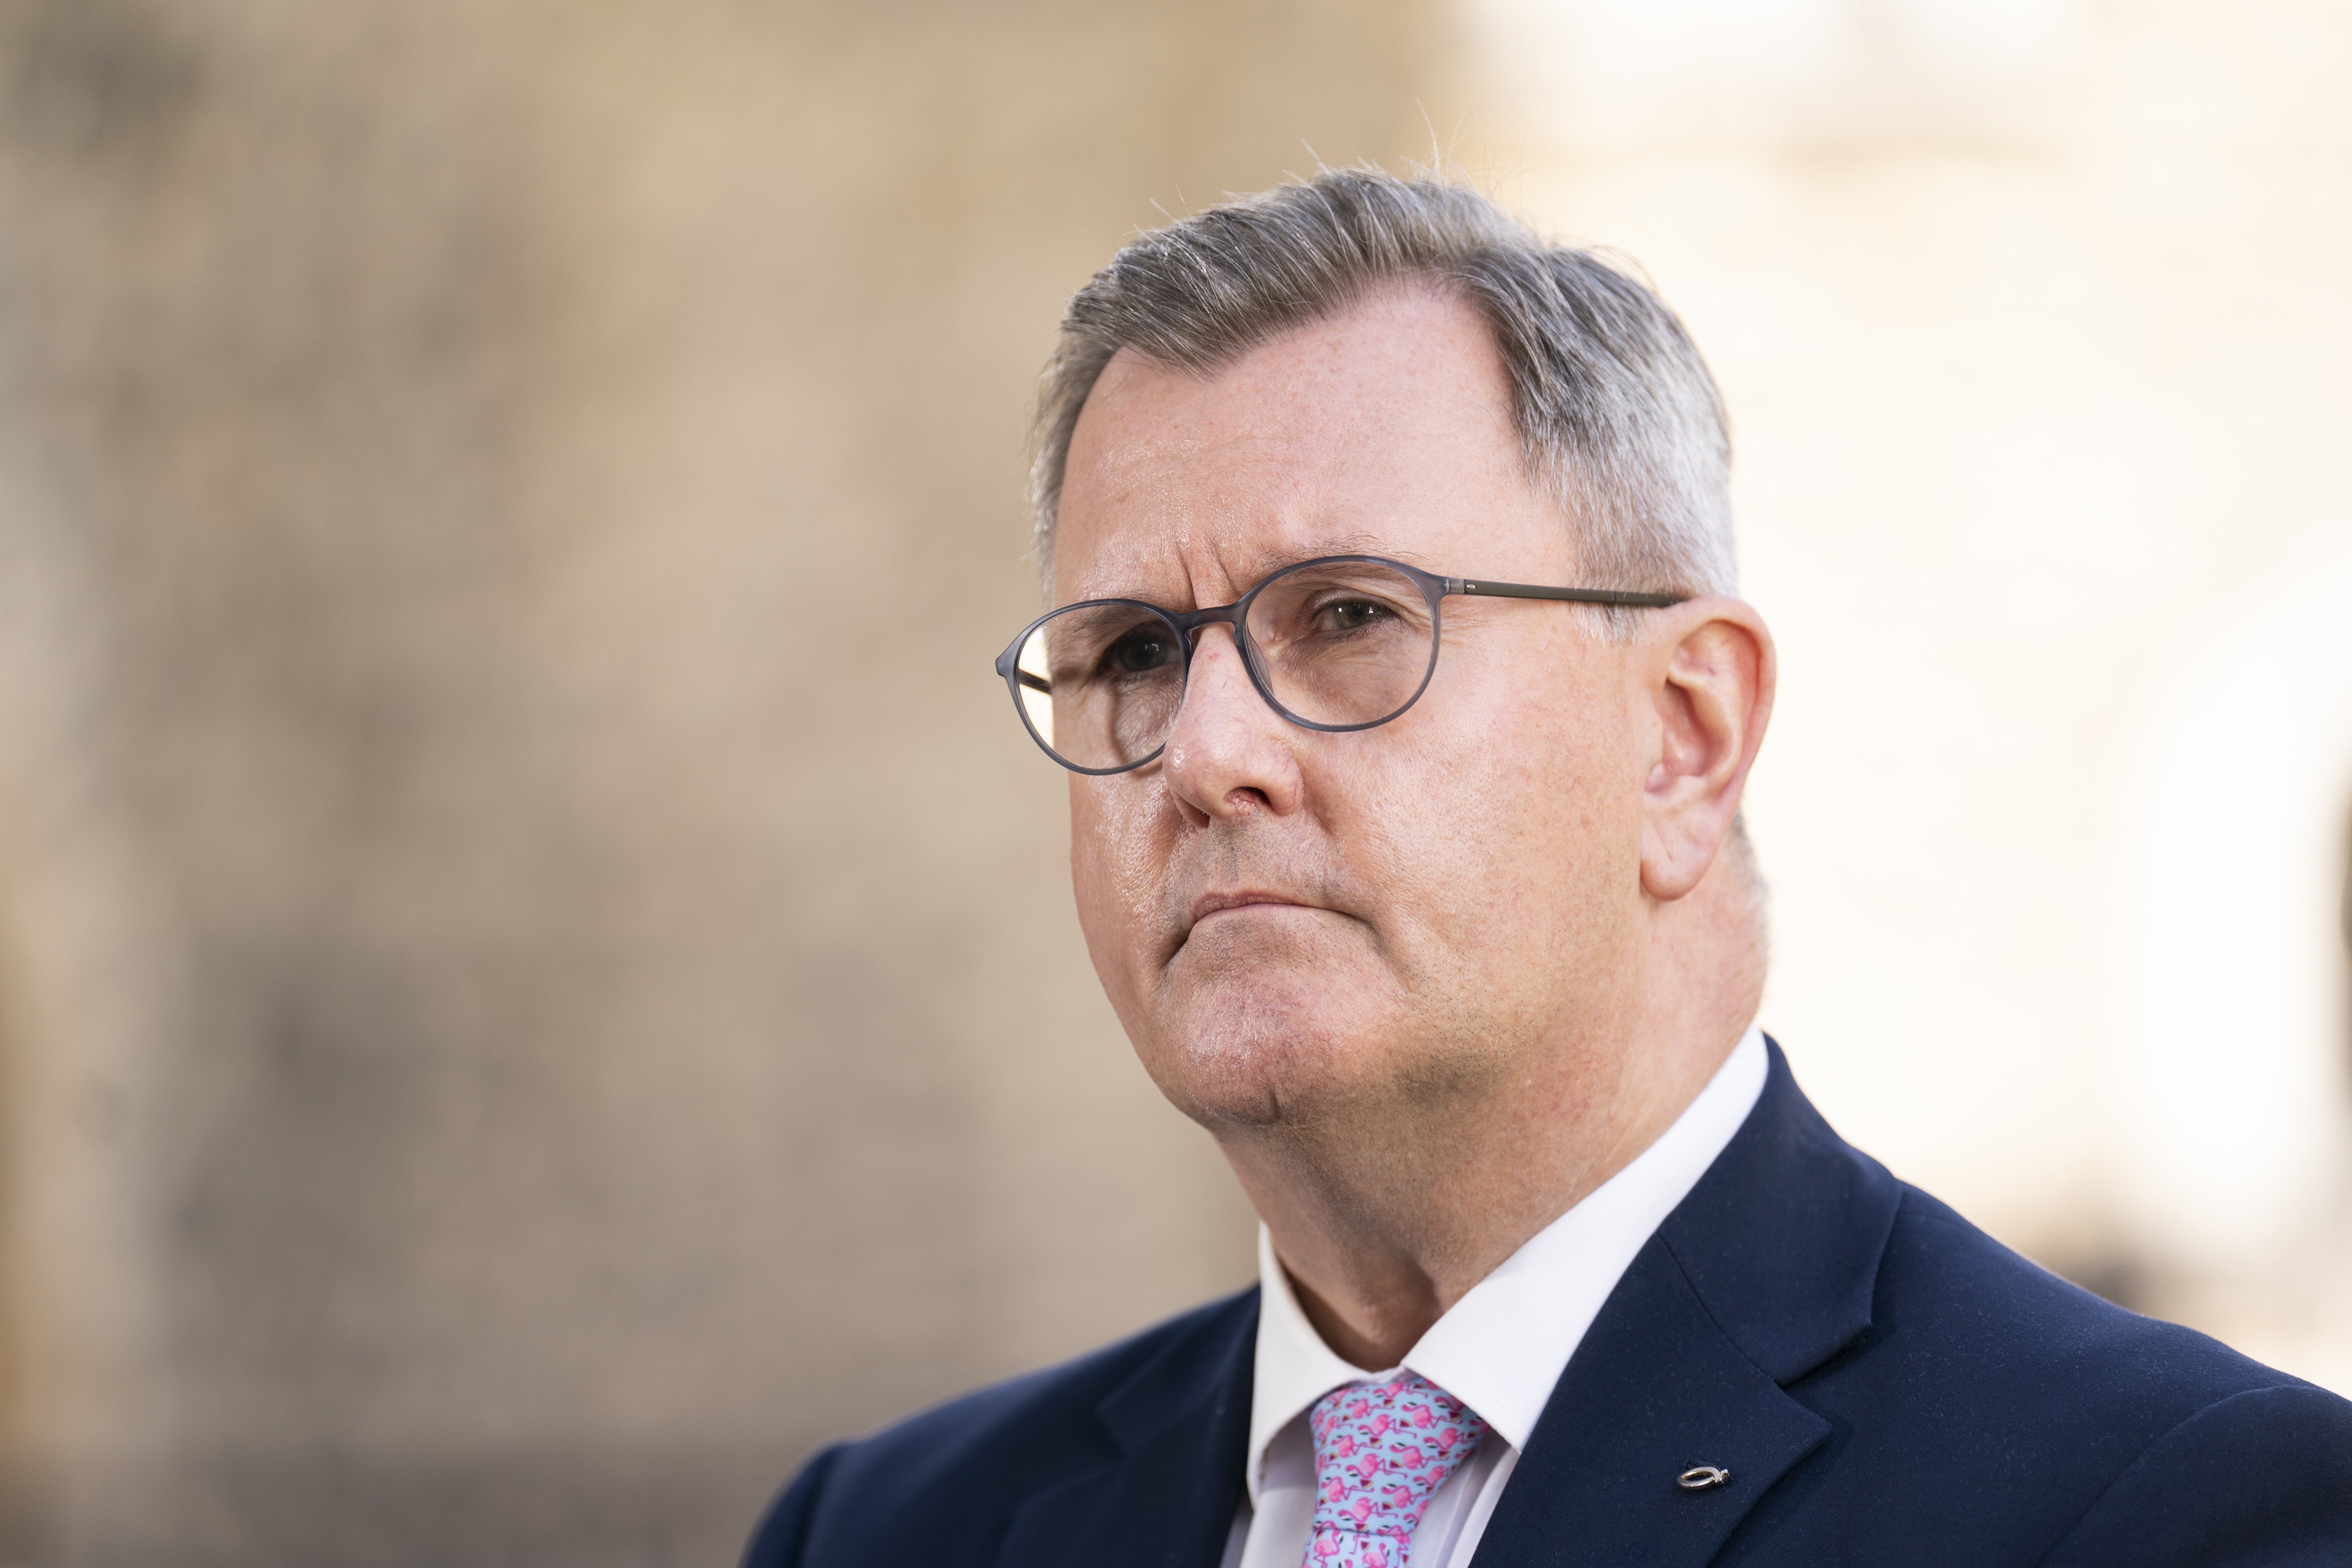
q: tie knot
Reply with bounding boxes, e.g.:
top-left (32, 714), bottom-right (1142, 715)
top-left (1303, 1373), bottom-right (1488, 1566)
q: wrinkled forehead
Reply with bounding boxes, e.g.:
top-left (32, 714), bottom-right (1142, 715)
top-left (1051, 292), bottom-right (1541, 609)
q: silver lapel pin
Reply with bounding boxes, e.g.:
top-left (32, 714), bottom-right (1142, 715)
top-left (1677, 1464), bottom-right (1732, 1491)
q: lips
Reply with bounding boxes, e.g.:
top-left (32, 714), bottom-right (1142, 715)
top-left (1188, 890), bottom-right (1315, 927)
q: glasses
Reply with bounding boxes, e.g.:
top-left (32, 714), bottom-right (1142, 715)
top-left (994, 554), bottom-right (1686, 775)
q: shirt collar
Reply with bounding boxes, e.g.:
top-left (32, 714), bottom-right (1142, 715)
top-left (1245, 1024), bottom-right (1770, 1503)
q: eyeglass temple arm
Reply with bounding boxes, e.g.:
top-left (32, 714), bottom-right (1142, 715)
top-left (1444, 578), bottom-right (1687, 608)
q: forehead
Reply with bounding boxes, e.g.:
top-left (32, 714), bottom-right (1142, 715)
top-left (1053, 287), bottom-right (1547, 604)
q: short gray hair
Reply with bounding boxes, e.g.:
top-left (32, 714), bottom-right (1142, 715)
top-left (1030, 168), bottom-right (1736, 612)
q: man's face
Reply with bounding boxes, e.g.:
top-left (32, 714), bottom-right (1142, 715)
top-left (1054, 289), bottom-right (1650, 1133)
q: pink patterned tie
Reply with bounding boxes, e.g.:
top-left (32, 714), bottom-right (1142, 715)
top-left (1301, 1373), bottom-right (1489, 1568)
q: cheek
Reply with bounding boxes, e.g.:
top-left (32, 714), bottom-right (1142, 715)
top-left (1067, 778), bottom-right (1174, 984)
top-left (1361, 656), bottom-right (1631, 963)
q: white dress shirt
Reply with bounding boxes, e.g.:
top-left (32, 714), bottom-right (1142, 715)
top-left (1219, 1025), bottom-right (1769, 1568)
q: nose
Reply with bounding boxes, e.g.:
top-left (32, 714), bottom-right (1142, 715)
top-left (1160, 623), bottom-right (1303, 823)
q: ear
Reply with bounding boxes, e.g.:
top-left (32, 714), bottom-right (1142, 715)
top-left (1636, 597), bottom-right (1776, 901)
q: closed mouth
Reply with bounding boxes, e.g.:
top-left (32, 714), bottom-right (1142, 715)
top-left (1188, 891), bottom-right (1315, 928)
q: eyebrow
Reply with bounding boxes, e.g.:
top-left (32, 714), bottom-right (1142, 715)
top-left (1246, 532), bottom-right (1411, 575)
top-left (1069, 532), bottom-right (1437, 608)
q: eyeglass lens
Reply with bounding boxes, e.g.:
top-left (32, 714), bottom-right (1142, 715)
top-left (1010, 558), bottom-right (1438, 772)
top-left (1013, 602), bottom-right (1187, 772)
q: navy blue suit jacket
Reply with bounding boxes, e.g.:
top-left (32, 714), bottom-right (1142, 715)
top-left (749, 1043), bottom-right (2352, 1565)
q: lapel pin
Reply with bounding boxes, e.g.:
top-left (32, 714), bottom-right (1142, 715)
top-left (1677, 1465), bottom-right (1732, 1491)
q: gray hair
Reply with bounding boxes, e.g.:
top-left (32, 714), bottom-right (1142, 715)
top-left (1029, 168), bottom-right (1736, 615)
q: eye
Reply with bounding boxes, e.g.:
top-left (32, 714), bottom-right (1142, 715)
top-left (1318, 598), bottom-right (1394, 632)
top-left (1105, 628), bottom-right (1175, 674)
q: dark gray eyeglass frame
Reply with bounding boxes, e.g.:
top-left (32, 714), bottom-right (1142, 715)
top-left (993, 553), bottom-right (1687, 775)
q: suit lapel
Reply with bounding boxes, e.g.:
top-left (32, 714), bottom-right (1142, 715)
top-left (1473, 1040), bottom-right (1902, 1567)
top-left (1469, 1237), bottom-right (1831, 1565)
top-left (998, 1288), bottom-right (1257, 1568)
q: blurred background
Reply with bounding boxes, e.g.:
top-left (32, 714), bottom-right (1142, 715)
top-left (0, 0), bottom-right (2344, 1562)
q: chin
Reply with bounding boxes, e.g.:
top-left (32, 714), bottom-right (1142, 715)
top-left (1138, 962), bottom-right (1407, 1129)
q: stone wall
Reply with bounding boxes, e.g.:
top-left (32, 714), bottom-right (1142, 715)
top-left (0, 3), bottom-right (1451, 1561)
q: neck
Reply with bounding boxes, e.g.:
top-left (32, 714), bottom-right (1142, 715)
top-left (1219, 875), bottom-right (1763, 1370)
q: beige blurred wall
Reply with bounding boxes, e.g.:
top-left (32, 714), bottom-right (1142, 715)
top-left (0, 2), bottom-right (1452, 1562)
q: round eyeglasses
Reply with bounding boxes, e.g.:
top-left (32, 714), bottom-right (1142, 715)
top-left (993, 554), bottom-right (1685, 775)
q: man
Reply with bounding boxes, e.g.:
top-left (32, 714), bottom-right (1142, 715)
top-left (749, 170), bottom-right (2352, 1565)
